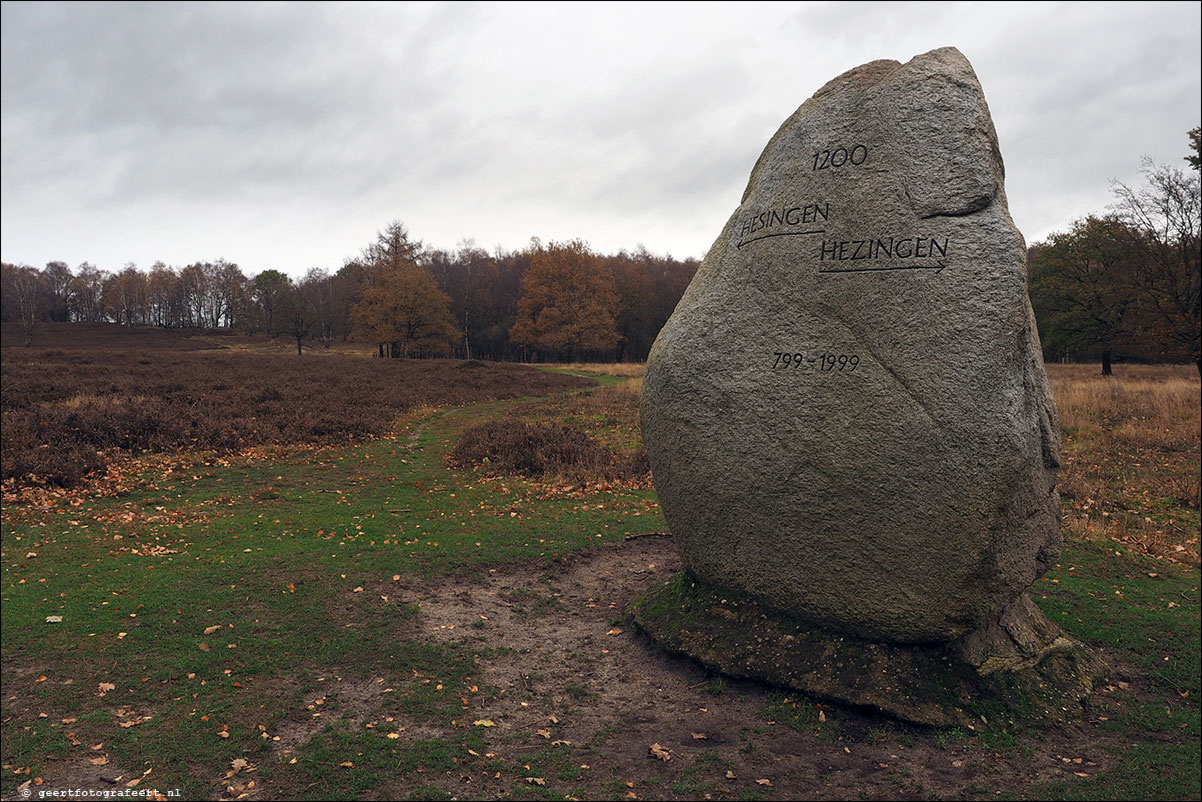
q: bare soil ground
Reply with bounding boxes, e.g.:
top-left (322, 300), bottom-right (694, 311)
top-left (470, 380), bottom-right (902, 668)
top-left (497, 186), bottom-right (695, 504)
top-left (361, 536), bottom-right (1139, 801)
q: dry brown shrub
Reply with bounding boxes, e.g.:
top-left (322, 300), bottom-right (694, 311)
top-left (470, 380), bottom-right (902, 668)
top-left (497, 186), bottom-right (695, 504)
top-left (447, 419), bottom-right (649, 484)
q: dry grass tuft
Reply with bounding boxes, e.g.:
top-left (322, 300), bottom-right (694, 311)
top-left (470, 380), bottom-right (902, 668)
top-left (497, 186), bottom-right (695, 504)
top-left (1047, 363), bottom-right (1200, 565)
top-left (548, 362), bottom-right (647, 379)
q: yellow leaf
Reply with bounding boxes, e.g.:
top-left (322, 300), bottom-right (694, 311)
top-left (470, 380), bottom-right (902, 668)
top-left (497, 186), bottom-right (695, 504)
top-left (606, 627), bottom-right (623, 636)
top-left (649, 743), bottom-right (670, 761)
top-left (88, 756), bottom-right (109, 766)
top-left (756, 779), bottom-right (773, 786)
top-left (691, 732), bottom-right (707, 740)
top-left (339, 761), bottom-right (354, 768)
top-left (525, 777), bottom-right (546, 786)
top-left (537, 729), bottom-right (551, 739)
top-left (473, 720), bottom-right (496, 727)
top-left (204, 625), bottom-right (222, 635)
top-left (386, 732), bottom-right (400, 740)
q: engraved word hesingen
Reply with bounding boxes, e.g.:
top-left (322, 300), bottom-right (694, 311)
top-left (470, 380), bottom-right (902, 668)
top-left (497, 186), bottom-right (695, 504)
top-left (738, 202), bottom-right (830, 240)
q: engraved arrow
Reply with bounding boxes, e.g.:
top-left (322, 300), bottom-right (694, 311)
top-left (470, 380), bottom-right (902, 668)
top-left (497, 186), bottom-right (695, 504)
top-left (817, 260), bottom-right (946, 274)
top-left (736, 229), bottom-right (826, 249)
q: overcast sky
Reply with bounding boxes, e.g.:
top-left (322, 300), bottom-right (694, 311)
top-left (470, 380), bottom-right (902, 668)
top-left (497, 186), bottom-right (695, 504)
top-left (2, 1), bottom-right (1199, 278)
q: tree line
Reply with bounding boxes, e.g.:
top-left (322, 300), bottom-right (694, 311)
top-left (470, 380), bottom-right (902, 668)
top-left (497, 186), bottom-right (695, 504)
top-left (5, 129), bottom-right (1197, 370)
top-left (1, 228), bottom-right (698, 362)
top-left (1028, 128), bottom-right (1200, 374)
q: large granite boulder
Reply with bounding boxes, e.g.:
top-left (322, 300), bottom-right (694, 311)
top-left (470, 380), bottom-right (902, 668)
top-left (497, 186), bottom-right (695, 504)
top-left (640, 47), bottom-right (1062, 645)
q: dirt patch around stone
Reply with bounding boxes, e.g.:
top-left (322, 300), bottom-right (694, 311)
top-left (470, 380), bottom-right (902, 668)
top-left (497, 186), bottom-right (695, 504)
top-left (373, 536), bottom-right (1133, 801)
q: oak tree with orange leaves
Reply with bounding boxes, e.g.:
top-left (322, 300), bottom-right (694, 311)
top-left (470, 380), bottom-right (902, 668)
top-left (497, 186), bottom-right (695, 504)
top-left (509, 239), bottom-right (620, 361)
top-left (349, 222), bottom-right (460, 358)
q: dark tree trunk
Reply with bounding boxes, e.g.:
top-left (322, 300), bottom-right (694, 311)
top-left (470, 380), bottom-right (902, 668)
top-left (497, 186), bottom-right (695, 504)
top-left (1101, 348), bottom-right (1112, 376)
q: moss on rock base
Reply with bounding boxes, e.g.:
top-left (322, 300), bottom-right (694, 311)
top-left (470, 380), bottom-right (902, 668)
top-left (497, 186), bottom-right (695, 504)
top-left (631, 572), bottom-right (1107, 728)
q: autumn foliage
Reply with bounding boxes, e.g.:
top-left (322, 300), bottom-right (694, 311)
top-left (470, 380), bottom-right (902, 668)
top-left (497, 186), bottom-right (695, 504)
top-left (349, 261), bottom-right (460, 358)
top-left (509, 240), bottom-right (621, 361)
top-left (1, 223), bottom-right (700, 363)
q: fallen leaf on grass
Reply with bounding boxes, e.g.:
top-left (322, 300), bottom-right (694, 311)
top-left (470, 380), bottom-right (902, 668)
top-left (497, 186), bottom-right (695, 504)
top-left (88, 756), bottom-right (109, 766)
top-left (537, 728), bottom-right (551, 739)
top-left (691, 732), bottom-right (707, 740)
top-left (46, 616), bottom-right (63, 624)
top-left (126, 768), bottom-right (152, 788)
top-left (118, 715), bottom-right (151, 728)
top-left (756, 779), bottom-right (773, 787)
top-left (606, 627), bottom-right (623, 636)
top-left (725, 771), bottom-right (735, 779)
top-left (472, 720), bottom-right (496, 727)
top-left (649, 743), bottom-right (670, 761)
top-left (98, 682), bottom-right (115, 696)
top-left (525, 777), bottom-right (546, 786)
top-left (339, 761), bottom-right (354, 768)
top-left (203, 625), bottom-right (222, 635)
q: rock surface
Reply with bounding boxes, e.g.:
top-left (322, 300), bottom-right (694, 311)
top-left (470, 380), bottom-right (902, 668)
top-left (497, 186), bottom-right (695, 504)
top-left (640, 47), bottom-right (1062, 644)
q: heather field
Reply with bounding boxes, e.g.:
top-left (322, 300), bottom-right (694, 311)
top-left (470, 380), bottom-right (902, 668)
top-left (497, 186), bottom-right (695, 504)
top-left (1, 339), bottom-right (1198, 801)
top-left (0, 344), bottom-right (588, 488)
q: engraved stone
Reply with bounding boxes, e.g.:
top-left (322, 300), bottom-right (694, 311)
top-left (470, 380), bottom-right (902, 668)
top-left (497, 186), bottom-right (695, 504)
top-left (640, 47), bottom-right (1063, 645)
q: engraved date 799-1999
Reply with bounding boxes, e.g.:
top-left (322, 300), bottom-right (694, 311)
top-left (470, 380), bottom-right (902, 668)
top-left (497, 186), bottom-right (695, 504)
top-left (771, 352), bottom-right (859, 371)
